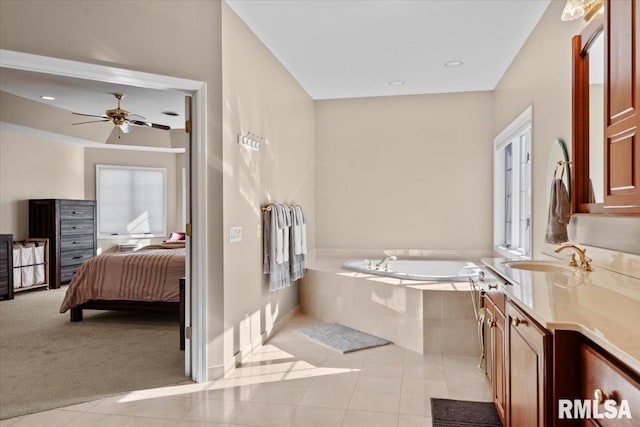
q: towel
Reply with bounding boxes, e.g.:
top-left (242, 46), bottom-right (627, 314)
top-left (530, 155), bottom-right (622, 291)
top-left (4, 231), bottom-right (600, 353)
top-left (274, 204), bottom-right (285, 264)
top-left (289, 205), bottom-right (305, 281)
top-left (263, 204), bottom-right (290, 291)
top-left (295, 205), bottom-right (307, 255)
top-left (282, 205), bottom-right (292, 264)
top-left (545, 179), bottom-right (570, 244)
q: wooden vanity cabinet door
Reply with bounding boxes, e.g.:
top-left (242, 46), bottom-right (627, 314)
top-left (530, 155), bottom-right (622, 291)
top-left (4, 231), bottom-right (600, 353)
top-left (604, 0), bottom-right (640, 209)
top-left (507, 301), bottom-right (551, 427)
top-left (486, 295), bottom-right (507, 425)
top-left (580, 342), bottom-right (640, 427)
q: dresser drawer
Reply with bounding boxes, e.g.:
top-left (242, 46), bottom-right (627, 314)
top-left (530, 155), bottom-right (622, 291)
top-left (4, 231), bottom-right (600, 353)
top-left (61, 235), bottom-right (94, 250)
top-left (60, 248), bottom-right (94, 267)
top-left (0, 276), bottom-right (8, 294)
top-left (60, 265), bottom-right (81, 283)
top-left (0, 261), bottom-right (7, 278)
top-left (61, 220), bottom-right (94, 236)
top-left (0, 241), bottom-right (7, 261)
top-left (60, 203), bottom-right (94, 220)
top-left (580, 342), bottom-right (640, 426)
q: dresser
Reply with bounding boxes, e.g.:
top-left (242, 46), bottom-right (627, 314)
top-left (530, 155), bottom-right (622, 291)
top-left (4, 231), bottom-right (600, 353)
top-left (0, 234), bottom-right (13, 300)
top-left (29, 200), bottom-right (97, 289)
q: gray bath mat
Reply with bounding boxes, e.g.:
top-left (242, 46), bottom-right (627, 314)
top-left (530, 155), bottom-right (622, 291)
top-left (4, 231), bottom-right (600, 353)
top-left (431, 398), bottom-right (502, 427)
top-left (294, 323), bottom-right (391, 353)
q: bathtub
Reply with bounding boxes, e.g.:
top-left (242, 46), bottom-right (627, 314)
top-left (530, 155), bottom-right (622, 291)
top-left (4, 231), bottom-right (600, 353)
top-left (343, 258), bottom-right (479, 281)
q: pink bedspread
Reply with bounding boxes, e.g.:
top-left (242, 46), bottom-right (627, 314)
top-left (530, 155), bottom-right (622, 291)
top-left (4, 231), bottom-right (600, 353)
top-left (60, 242), bottom-right (186, 313)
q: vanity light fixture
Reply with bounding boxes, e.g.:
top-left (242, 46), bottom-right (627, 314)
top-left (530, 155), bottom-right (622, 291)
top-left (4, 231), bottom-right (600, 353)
top-left (238, 131), bottom-right (262, 151)
top-left (40, 95), bottom-right (55, 101)
top-left (444, 60), bottom-right (463, 68)
top-left (388, 80), bottom-right (405, 86)
top-left (561, 0), bottom-right (604, 22)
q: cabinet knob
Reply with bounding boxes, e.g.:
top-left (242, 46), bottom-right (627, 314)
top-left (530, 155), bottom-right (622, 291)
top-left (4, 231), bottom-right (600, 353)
top-left (512, 317), bottom-right (527, 327)
top-left (594, 388), bottom-right (613, 404)
top-left (488, 284), bottom-right (498, 290)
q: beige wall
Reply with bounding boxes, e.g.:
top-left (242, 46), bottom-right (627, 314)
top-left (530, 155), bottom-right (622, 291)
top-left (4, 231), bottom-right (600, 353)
top-left (0, 131), bottom-right (85, 239)
top-left (315, 92), bottom-right (493, 249)
top-left (222, 3), bottom-right (315, 363)
top-left (0, 0), bottom-right (225, 375)
top-left (493, 0), bottom-right (580, 257)
top-left (493, 0), bottom-right (640, 256)
top-left (83, 148), bottom-right (179, 254)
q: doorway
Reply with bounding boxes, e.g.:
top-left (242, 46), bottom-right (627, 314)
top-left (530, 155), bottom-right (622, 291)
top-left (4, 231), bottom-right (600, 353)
top-left (0, 49), bottom-right (209, 381)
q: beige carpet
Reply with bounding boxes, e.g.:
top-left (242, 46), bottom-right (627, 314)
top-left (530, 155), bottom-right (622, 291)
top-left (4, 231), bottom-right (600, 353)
top-left (0, 288), bottom-right (189, 420)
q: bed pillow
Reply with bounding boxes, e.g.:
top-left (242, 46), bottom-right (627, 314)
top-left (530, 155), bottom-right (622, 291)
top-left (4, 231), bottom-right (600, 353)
top-left (166, 232), bottom-right (186, 242)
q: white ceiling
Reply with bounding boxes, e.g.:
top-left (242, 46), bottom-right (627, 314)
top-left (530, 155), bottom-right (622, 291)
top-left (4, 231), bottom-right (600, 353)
top-left (0, 68), bottom-right (186, 129)
top-left (226, 0), bottom-right (551, 100)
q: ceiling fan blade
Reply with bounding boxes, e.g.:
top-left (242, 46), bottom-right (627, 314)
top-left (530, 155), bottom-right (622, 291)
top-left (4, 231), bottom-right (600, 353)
top-left (72, 119), bottom-right (110, 125)
top-left (150, 122), bottom-right (171, 131)
top-left (126, 113), bottom-right (147, 121)
top-left (129, 119), bottom-right (171, 131)
top-left (120, 122), bottom-right (132, 134)
top-left (72, 112), bottom-right (108, 119)
top-left (129, 119), bottom-right (152, 128)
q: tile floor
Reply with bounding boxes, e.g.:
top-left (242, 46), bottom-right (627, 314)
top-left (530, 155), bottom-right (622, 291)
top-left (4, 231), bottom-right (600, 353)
top-left (0, 315), bottom-right (491, 427)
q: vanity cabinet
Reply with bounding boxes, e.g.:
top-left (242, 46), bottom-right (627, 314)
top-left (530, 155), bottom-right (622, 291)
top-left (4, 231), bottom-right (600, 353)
top-left (507, 301), bottom-right (551, 427)
top-left (554, 330), bottom-right (640, 427)
top-left (485, 293), bottom-right (507, 425)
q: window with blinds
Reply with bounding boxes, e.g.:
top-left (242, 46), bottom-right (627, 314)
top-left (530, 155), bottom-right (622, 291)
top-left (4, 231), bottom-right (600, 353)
top-left (96, 165), bottom-right (166, 238)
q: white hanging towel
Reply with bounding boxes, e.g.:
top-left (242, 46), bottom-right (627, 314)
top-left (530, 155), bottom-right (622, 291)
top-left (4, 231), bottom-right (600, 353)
top-left (281, 205), bottom-right (292, 264)
top-left (262, 204), bottom-right (291, 291)
top-left (295, 205), bottom-right (307, 255)
top-left (274, 205), bottom-right (285, 264)
top-left (293, 206), bottom-right (303, 255)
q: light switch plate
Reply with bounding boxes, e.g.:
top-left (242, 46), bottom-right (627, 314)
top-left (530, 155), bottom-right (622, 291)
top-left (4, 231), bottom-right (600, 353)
top-left (229, 226), bottom-right (242, 243)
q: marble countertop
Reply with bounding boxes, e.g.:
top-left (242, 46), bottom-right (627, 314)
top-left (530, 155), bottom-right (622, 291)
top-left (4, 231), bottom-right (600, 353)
top-left (482, 257), bottom-right (640, 374)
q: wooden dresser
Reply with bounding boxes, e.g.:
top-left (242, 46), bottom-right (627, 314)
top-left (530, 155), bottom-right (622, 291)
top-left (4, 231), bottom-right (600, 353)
top-left (29, 200), bottom-right (96, 289)
top-left (0, 234), bottom-right (13, 300)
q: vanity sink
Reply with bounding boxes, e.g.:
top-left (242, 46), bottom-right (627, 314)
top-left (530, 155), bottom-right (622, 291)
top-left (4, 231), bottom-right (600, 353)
top-left (502, 260), bottom-right (577, 274)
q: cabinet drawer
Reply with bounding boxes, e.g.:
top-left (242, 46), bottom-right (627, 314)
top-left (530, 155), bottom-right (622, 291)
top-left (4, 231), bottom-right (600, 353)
top-left (0, 242), bottom-right (7, 261)
top-left (61, 220), bottom-right (94, 236)
top-left (60, 248), bottom-right (94, 267)
top-left (60, 204), bottom-right (94, 220)
top-left (61, 235), bottom-right (94, 250)
top-left (60, 265), bottom-right (81, 283)
top-left (580, 343), bottom-right (640, 426)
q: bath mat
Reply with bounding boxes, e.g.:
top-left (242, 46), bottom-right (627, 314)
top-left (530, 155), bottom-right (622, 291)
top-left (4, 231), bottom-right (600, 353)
top-left (294, 323), bottom-right (391, 353)
top-left (431, 398), bottom-right (502, 427)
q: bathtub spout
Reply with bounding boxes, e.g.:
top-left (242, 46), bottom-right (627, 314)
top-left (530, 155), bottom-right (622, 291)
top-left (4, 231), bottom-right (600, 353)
top-left (375, 256), bottom-right (397, 270)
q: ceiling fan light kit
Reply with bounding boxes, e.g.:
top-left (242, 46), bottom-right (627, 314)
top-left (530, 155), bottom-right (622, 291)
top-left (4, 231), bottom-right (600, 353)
top-left (71, 92), bottom-right (171, 133)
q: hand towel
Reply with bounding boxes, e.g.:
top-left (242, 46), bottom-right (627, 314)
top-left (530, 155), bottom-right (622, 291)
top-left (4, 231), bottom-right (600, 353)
top-left (544, 179), bottom-right (570, 244)
top-left (295, 205), bottom-right (307, 255)
top-left (282, 205), bottom-right (292, 264)
top-left (274, 204), bottom-right (285, 264)
top-left (292, 205), bottom-right (303, 255)
top-left (289, 205), bottom-right (305, 281)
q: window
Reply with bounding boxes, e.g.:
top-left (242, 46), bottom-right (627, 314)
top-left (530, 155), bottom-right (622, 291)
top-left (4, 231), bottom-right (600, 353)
top-left (493, 106), bottom-right (532, 257)
top-left (96, 165), bottom-right (166, 238)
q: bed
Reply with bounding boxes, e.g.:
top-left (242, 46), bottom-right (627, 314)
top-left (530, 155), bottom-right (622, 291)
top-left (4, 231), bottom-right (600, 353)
top-left (59, 241), bottom-right (186, 349)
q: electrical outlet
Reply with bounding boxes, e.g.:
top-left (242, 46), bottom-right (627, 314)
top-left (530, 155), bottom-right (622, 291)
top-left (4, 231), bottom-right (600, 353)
top-left (229, 226), bottom-right (242, 243)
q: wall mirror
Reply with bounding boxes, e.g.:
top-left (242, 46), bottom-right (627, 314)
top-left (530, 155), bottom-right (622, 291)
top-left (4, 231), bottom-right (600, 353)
top-left (571, 16), bottom-right (605, 213)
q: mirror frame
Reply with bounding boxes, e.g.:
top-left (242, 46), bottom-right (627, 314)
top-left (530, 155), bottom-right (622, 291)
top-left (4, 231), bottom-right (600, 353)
top-left (572, 15), bottom-right (605, 214)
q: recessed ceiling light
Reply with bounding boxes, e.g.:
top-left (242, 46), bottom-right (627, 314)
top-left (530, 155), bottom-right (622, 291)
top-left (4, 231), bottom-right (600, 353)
top-left (40, 95), bottom-right (55, 101)
top-left (388, 80), bottom-right (405, 86)
top-left (444, 60), bottom-right (464, 68)
top-left (162, 111), bottom-right (180, 116)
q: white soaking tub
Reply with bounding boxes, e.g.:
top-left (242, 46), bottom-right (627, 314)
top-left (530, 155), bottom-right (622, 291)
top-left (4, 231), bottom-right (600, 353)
top-left (342, 259), bottom-right (479, 282)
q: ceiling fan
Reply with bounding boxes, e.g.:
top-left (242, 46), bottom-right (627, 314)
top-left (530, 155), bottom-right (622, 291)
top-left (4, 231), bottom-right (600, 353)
top-left (72, 92), bottom-right (171, 134)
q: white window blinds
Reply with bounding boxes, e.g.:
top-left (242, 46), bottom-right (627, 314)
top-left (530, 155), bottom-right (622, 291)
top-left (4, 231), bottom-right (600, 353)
top-left (96, 165), bottom-right (166, 237)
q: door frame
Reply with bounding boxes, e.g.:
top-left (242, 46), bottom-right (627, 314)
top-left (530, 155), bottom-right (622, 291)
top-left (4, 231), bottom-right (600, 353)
top-left (0, 49), bottom-right (209, 382)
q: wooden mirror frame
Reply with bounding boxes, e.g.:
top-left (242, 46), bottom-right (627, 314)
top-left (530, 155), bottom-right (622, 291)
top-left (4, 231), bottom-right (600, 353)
top-left (571, 16), bottom-right (605, 214)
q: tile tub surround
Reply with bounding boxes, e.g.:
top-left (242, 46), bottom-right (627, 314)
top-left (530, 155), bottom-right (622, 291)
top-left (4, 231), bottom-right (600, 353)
top-left (301, 251), bottom-right (486, 356)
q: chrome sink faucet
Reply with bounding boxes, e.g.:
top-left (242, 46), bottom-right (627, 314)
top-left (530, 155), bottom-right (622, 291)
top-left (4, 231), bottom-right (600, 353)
top-left (375, 256), bottom-right (397, 270)
top-left (554, 243), bottom-right (593, 271)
